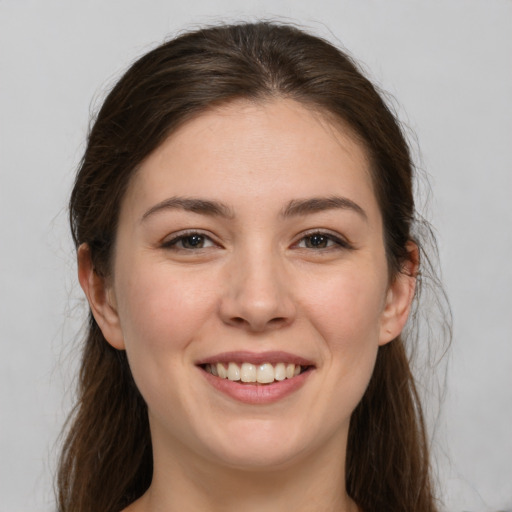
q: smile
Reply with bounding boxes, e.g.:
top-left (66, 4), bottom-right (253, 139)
top-left (203, 362), bottom-right (310, 384)
top-left (196, 351), bottom-right (315, 404)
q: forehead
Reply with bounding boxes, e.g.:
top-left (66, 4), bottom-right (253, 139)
top-left (122, 98), bottom-right (378, 219)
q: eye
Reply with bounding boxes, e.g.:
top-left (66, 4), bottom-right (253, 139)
top-left (295, 232), bottom-right (351, 250)
top-left (162, 231), bottom-right (216, 250)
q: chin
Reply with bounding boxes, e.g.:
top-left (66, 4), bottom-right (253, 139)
top-left (195, 416), bottom-right (337, 472)
top-left (206, 443), bottom-right (307, 472)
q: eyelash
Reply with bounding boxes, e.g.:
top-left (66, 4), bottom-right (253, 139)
top-left (161, 230), bottom-right (352, 252)
top-left (294, 231), bottom-right (353, 251)
top-left (161, 230), bottom-right (216, 250)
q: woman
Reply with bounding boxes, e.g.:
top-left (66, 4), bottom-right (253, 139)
top-left (58, 21), bottom-right (445, 512)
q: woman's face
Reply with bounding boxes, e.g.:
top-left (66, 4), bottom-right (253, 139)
top-left (84, 99), bottom-right (414, 471)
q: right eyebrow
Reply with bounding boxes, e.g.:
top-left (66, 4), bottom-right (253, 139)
top-left (140, 197), bottom-right (234, 222)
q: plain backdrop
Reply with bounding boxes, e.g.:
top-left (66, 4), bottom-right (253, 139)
top-left (1, 1), bottom-right (511, 511)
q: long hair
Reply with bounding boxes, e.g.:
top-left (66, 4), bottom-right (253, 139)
top-left (59, 22), bottom-right (446, 512)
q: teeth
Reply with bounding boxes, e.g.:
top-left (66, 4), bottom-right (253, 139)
top-left (240, 363), bottom-right (257, 382)
top-left (257, 363), bottom-right (274, 384)
top-left (274, 362), bottom-right (286, 381)
top-left (227, 362), bottom-right (240, 381)
top-left (216, 363), bottom-right (227, 379)
top-left (206, 362), bottom-right (307, 383)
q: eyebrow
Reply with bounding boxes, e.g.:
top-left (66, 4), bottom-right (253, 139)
top-left (141, 195), bottom-right (367, 222)
top-left (282, 196), bottom-right (367, 221)
top-left (141, 197), bottom-right (234, 221)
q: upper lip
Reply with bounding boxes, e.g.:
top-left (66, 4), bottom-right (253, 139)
top-left (195, 351), bottom-right (315, 367)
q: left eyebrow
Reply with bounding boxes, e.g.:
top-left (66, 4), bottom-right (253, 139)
top-left (281, 196), bottom-right (368, 221)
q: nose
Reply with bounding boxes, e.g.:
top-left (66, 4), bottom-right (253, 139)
top-left (218, 248), bottom-right (296, 332)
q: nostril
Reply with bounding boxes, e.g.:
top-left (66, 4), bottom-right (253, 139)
top-left (269, 317), bottom-right (287, 325)
top-left (226, 315), bottom-right (289, 331)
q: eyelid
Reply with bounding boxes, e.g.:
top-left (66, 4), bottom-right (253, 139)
top-left (292, 229), bottom-right (354, 250)
top-left (161, 229), bottom-right (219, 249)
top-left (159, 228), bottom-right (353, 251)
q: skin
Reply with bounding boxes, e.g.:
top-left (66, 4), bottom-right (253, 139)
top-left (79, 99), bottom-right (416, 512)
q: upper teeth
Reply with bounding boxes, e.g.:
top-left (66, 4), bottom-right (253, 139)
top-left (206, 362), bottom-right (302, 383)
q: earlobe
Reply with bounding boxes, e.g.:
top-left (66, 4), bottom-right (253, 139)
top-left (77, 244), bottom-right (125, 350)
top-left (379, 242), bottom-right (419, 346)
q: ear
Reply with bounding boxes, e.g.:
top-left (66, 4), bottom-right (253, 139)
top-left (77, 243), bottom-right (125, 350)
top-left (379, 242), bottom-right (419, 346)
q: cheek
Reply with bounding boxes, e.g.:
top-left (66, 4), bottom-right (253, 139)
top-left (112, 263), bottom-right (224, 432)
top-left (113, 262), bottom-right (218, 376)
top-left (301, 264), bottom-right (387, 348)
top-left (289, 267), bottom-right (387, 439)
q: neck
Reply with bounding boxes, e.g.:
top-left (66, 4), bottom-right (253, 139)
top-left (131, 433), bottom-right (358, 512)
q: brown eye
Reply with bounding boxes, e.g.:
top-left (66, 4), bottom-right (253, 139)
top-left (295, 232), bottom-right (353, 251)
top-left (163, 232), bottom-right (215, 250)
top-left (304, 234), bottom-right (330, 248)
top-left (181, 234), bottom-right (206, 248)
top-left (297, 233), bottom-right (341, 249)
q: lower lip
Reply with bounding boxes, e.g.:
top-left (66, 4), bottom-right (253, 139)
top-left (200, 368), bottom-right (313, 404)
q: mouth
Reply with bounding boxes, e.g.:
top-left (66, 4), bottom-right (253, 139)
top-left (200, 361), bottom-right (313, 385)
top-left (196, 351), bottom-right (316, 394)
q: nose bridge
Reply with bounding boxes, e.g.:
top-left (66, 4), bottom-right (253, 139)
top-left (220, 238), bottom-right (295, 331)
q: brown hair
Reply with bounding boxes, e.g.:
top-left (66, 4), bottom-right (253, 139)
top-left (60, 21), bottom-right (445, 512)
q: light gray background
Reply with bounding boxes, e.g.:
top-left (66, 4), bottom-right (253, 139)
top-left (1, 1), bottom-right (511, 511)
